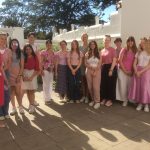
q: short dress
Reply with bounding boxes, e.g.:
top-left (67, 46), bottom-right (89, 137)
top-left (22, 56), bottom-right (39, 90)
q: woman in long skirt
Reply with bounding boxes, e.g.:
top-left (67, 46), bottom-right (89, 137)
top-left (128, 38), bottom-right (150, 112)
top-left (55, 40), bottom-right (68, 101)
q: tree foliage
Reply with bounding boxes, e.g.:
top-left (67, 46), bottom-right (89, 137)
top-left (0, 0), bottom-right (119, 39)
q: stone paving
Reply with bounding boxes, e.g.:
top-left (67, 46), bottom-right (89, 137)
top-left (0, 89), bottom-right (150, 150)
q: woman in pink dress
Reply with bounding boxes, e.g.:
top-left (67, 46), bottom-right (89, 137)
top-left (9, 39), bottom-right (24, 115)
top-left (116, 36), bottom-right (137, 106)
top-left (128, 38), bottom-right (150, 112)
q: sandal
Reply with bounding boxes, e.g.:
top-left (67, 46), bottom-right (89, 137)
top-left (105, 100), bottom-right (113, 107)
top-left (100, 99), bottom-right (106, 105)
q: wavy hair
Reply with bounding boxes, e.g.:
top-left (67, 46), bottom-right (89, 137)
top-left (88, 40), bottom-right (100, 59)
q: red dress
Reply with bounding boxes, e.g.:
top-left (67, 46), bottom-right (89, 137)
top-left (0, 54), bottom-right (4, 106)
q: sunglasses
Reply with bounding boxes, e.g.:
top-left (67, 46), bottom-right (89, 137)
top-left (12, 42), bottom-right (19, 46)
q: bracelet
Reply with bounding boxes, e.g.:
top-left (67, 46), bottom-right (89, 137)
top-left (109, 69), bottom-right (113, 72)
top-left (18, 74), bottom-right (22, 76)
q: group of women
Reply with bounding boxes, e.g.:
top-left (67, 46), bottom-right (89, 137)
top-left (0, 31), bottom-right (150, 128)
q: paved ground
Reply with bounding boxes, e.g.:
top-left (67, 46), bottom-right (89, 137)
top-left (1, 88), bottom-right (150, 150)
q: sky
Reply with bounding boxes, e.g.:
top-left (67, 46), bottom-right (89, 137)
top-left (0, 0), bottom-right (116, 22)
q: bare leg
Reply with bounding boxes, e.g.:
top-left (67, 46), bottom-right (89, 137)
top-left (15, 85), bottom-right (22, 107)
top-left (10, 86), bottom-right (16, 108)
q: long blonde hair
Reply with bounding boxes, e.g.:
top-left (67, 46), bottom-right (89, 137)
top-left (144, 38), bottom-right (150, 55)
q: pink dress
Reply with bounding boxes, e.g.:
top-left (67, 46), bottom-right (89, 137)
top-left (116, 48), bottom-right (135, 101)
top-left (128, 51), bottom-right (150, 104)
top-left (0, 54), bottom-right (4, 106)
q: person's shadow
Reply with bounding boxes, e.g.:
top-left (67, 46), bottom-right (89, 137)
top-left (45, 99), bottom-right (150, 146)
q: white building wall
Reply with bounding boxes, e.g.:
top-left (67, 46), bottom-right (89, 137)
top-left (53, 10), bottom-right (122, 44)
top-left (11, 27), bottom-right (24, 48)
top-left (121, 0), bottom-right (150, 45)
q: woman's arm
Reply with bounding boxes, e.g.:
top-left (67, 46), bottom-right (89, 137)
top-left (55, 55), bottom-right (59, 76)
top-left (133, 57), bottom-right (138, 73)
top-left (67, 56), bottom-right (74, 71)
top-left (119, 51), bottom-right (128, 74)
top-left (84, 54), bottom-right (91, 69)
top-left (16, 57), bottom-right (24, 82)
top-left (29, 57), bottom-right (39, 81)
top-left (1, 65), bottom-right (8, 85)
top-left (28, 71), bottom-right (38, 81)
top-left (40, 53), bottom-right (44, 76)
top-left (139, 60), bottom-right (150, 74)
top-left (109, 57), bottom-right (117, 76)
top-left (74, 57), bottom-right (82, 72)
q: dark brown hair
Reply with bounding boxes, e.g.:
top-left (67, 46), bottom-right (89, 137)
top-left (71, 40), bottom-right (80, 59)
top-left (88, 41), bottom-right (100, 59)
top-left (23, 44), bottom-right (36, 63)
top-left (60, 40), bottom-right (67, 45)
top-left (114, 37), bottom-right (122, 43)
top-left (105, 35), bottom-right (111, 41)
top-left (126, 36), bottom-right (137, 54)
top-left (9, 39), bottom-right (22, 60)
top-left (27, 32), bottom-right (36, 38)
top-left (46, 39), bottom-right (52, 45)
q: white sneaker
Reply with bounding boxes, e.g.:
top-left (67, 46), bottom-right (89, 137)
top-left (59, 94), bottom-right (64, 100)
top-left (29, 105), bottom-right (35, 114)
top-left (64, 96), bottom-right (69, 102)
top-left (19, 106), bottom-right (24, 114)
top-left (89, 101), bottom-right (94, 107)
top-left (10, 108), bottom-right (17, 116)
top-left (85, 97), bottom-right (89, 104)
top-left (122, 101), bottom-right (128, 107)
top-left (69, 100), bottom-right (74, 103)
top-left (94, 103), bottom-right (100, 109)
top-left (0, 116), bottom-right (5, 121)
top-left (136, 104), bottom-right (143, 111)
top-left (80, 97), bottom-right (85, 103)
top-left (5, 115), bottom-right (10, 119)
top-left (144, 104), bottom-right (149, 112)
top-left (33, 100), bottom-right (39, 106)
top-left (45, 100), bottom-right (51, 105)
